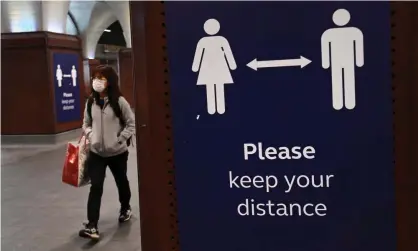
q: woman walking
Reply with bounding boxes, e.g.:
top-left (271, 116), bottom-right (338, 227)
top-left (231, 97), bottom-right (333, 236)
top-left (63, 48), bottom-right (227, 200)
top-left (79, 65), bottom-right (136, 240)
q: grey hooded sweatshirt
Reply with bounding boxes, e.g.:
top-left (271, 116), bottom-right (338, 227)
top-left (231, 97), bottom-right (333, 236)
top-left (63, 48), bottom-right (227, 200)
top-left (82, 96), bottom-right (135, 157)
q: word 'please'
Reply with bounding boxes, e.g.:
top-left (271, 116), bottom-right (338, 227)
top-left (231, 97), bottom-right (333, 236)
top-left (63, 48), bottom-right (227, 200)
top-left (244, 142), bottom-right (316, 160)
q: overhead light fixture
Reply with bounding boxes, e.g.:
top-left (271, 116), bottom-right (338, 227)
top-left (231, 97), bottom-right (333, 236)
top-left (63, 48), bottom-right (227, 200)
top-left (104, 29), bottom-right (111, 32)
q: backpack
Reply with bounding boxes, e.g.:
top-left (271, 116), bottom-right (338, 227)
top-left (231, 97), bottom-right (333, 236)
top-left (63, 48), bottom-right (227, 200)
top-left (87, 97), bottom-right (133, 147)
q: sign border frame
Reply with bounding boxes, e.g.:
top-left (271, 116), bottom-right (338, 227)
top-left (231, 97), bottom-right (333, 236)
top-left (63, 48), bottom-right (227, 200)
top-left (130, 2), bottom-right (418, 251)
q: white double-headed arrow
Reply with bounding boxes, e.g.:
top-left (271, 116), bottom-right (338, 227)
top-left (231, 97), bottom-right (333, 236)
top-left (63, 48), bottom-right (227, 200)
top-left (247, 56), bottom-right (312, 71)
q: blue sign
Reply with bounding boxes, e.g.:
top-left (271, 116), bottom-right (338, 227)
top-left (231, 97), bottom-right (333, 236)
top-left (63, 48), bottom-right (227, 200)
top-left (165, 2), bottom-right (395, 251)
top-left (53, 52), bottom-right (81, 123)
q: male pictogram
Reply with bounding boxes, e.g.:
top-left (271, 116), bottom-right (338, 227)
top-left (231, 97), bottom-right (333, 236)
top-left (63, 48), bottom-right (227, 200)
top-left (321, 9), bottom-right (364, 110)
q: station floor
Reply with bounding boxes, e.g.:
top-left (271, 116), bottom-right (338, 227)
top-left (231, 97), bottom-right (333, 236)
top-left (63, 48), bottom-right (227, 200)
top-left (1, 142), bottom-right (141, 251)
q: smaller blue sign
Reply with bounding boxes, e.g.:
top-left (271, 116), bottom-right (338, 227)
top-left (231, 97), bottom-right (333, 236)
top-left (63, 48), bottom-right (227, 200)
top-left (53, 52), bottom-right (81, 123)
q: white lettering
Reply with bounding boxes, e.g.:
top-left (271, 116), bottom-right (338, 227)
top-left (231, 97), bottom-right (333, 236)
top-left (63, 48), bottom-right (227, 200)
top-left (284, 175), bottom-right (296, 193)
top-left (265, 147), bottom-right (277, 160)
top-left (63, 105), bottom-right (75, 110)
top-left (243, 142), bottom-right (316, 160)
top-left (284, 175), bottom-right (334, 193)
top-left (252, 176), bottom-right (264, 188)
top-left (265, 176), bottom-right (278, 192)
top-left (228, 171), bottom-right (278, 193)
top-left (303, 146), bottom-right (316, 159)
top-left (243, 143), bottom-right (257, 160)
top-left (237, 199), bottom-right (328, 217)
top-left (229, 171), bottom-right (240, 189)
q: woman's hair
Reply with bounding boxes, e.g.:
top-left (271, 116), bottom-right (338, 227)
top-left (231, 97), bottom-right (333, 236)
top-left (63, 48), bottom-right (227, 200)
top-left (90, 65), bottom-right (123, 111)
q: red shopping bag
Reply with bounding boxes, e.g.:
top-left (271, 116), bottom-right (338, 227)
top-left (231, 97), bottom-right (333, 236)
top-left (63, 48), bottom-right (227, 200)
top-left (62, 135), bottom-right (90, 187)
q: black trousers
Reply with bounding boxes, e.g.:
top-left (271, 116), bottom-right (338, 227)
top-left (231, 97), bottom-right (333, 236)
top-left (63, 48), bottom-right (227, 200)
top-left (87, 151), bottom-right (131, 225)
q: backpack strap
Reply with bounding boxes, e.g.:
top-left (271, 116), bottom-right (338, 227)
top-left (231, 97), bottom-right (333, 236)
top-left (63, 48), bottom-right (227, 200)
top-left (87, 96), bottom-right (94, 121)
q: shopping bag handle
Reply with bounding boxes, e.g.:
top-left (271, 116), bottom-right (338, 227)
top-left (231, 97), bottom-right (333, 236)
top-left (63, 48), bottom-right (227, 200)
top-left (77, 132), bottom-right (88, 145)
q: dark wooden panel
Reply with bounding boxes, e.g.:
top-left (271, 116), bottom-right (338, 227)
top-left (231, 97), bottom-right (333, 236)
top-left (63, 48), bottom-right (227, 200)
top-left (118, 48), bottom-right (134, 106)
top-left (1, 32), bottom-right (46, 49)
top-left (1, 32), bottom-right (46, 40)
top-left (1, 32), bottom-right (84, 135)
top-left (85, 59), bottom-right (100, 97)
top-left (88, 59), bottom-right (100, 77)
top-left (1, 46), bottom-right (53, 134)
top-left (130, 1), bottom-right (179, 251)
top-left (47, 38), bottom-right (81, 50)
top-left (46, 32), bottom-right (81, 50)
top-left (1, 32), bottom-right (81, 50)
top-left (392, 2), bottom-right (418, 250)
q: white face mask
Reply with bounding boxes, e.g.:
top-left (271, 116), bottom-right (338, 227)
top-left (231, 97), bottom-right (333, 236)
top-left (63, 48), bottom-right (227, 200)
top-left (92, 79), bottom-right (106, 93)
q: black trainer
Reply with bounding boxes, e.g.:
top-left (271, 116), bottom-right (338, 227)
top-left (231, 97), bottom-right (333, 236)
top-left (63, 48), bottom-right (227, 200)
top-left (79, 222), bottom-right (100, 240)
top-left (119, 207), bottom-right (133, 223)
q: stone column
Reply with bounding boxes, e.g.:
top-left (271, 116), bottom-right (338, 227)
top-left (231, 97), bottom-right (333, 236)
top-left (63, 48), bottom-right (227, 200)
top-left (1, 1), bottom-right (69, 33)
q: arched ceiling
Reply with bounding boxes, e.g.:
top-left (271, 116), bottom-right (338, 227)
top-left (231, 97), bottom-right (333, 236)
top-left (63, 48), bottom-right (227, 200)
top-left (103, 1), bottom-right (131, 48)
top-left (69, 0), bottom-right (131, 58)
top-left (1, 1), bottom-right (69, 33)
top-left (1, 1), bottom-right (42, 32)
top-left (68, 0), bottom-right (97, 33)
top-left (80, 1), bottom-right (117, 59)
top-left (1, 0), bottom-right (131, 59)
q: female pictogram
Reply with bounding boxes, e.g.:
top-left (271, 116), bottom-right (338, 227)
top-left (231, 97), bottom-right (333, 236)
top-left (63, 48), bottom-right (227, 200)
top-left (192, 18), bottom-right (237, 115)
top-left (56, 64), bottom-right (63, 87)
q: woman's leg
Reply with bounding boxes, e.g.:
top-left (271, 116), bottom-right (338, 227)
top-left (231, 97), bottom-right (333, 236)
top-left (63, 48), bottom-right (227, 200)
top-left (108, 151), bottom-right (132, 221)
top-left (206, 84), bottom-right (216, 115)
top-left (215, 84), bottom-right (226, 114)
top-left (87, 152), bottom-right (107, 226)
